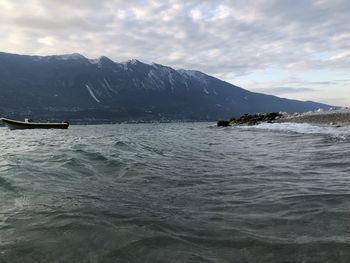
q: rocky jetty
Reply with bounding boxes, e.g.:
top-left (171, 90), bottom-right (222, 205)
top-left (217, 108), bottom-right (350, 127)
top-left (217, 112), bottom-right (283, 127)
top-left (278, 108), bottom-right (350, 126)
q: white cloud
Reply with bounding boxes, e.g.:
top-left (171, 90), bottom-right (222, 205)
top-left (190, 9), bottom-right (202, 20)
top-left (329, 51), bottom-right (350, 61)
top-left (0, 0), bottom-right (349, 105)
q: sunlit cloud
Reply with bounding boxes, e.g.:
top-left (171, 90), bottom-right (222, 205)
top-left (329, 51), bottom-right (350, 61)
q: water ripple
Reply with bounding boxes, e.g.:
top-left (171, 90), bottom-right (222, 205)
top-left (1, 123), bottom-right (350, 262)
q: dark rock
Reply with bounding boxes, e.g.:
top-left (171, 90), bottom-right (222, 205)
top-left (231, 112), bottom-right (283, 126)
top-left (217, 120), bottom-right (231, 127)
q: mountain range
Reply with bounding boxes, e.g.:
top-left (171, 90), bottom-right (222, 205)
top-left (0, 51), bottom-right (332, 123)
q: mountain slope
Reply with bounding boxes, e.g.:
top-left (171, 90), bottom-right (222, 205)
top-left (0, 52), bottom-right (332, 122)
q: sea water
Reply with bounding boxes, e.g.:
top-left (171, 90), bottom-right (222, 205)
top-left (1, 122), bottom-right (350, 263)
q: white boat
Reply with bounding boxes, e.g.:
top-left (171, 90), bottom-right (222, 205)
top-left (1, 118), bottom-right (69, 130)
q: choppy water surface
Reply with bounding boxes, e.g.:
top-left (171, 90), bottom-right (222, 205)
top-left (1, 122), bottom-right (350, 262)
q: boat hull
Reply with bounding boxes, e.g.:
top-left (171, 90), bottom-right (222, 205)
top-left (1, 118), bottom-right (69, 130)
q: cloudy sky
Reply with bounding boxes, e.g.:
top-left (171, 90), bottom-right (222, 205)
top-left (0, 0), bottom-right (349, 106)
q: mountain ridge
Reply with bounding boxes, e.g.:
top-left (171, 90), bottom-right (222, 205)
top-left (0, 51), bottom-right (333, 123)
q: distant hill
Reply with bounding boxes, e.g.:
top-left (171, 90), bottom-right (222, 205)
top-left (0, 51), bottom-right (333, 123)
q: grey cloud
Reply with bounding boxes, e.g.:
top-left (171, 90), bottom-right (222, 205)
top-left (307, 81), bottom-right (337, 85)
top-left (257, 87), bottom-right (319, 95)
top-left (0, 0), bottom-right (349, 78)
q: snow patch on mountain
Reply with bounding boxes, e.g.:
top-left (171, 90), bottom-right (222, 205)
top-left (147, 69), bottom-right (165, 90)
top-left (89, 59), bottom-right (99, 64)
top-left (140, 81), bottom-right (146, 89)
top-left (90, 58), bottom-right (103, 68)
top-left (129, 59), bottom-right (140, 65)
top-left (149, 66), bottom-right (179, 92)
top-left (162, 68), bottom-right (176, 93)
top-left (85, 84), bottom-right (101, 103)
top-left (100, 81), bottom-right (112, 97)
top-left (178, 69), bottom-right (203, 78)
top-left (103, 78), bottom-right (116, 94)
top-left (151, 63), bottom-right (159, 69)
top-left (121, 59), bottom-right (141, 71)
top-left (177, 69), bottom-right (208, 85)
top-left (132, 79), bottom-right (140, 88)
top-left (121, 62), bottom-right (130, 71)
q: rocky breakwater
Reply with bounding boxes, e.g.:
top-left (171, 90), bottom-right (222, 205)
top-left (279, 108), bottom-right (350, 126)
top-left (217, 112), bottom-right (283, 127)
top-left (217, 108), bottom-right (350, 127)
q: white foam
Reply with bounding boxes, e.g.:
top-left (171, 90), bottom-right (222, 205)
top-left (245, 122), bottom-right (344, 136)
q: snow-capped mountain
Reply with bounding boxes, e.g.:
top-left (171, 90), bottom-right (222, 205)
top-left (0, 51), bottom-right (332, 122)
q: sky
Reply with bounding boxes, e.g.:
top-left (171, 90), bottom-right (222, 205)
top-left (0, 0), bottom-right (349, 106)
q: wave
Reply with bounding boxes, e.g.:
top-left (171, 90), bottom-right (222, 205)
top-left (245, 122), bottom-right (349, 137)
top-left (2, 123), bottom-right (350, 262)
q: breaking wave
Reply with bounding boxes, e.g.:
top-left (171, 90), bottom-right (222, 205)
top-left (242, 122), bottom-right (350, 138)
